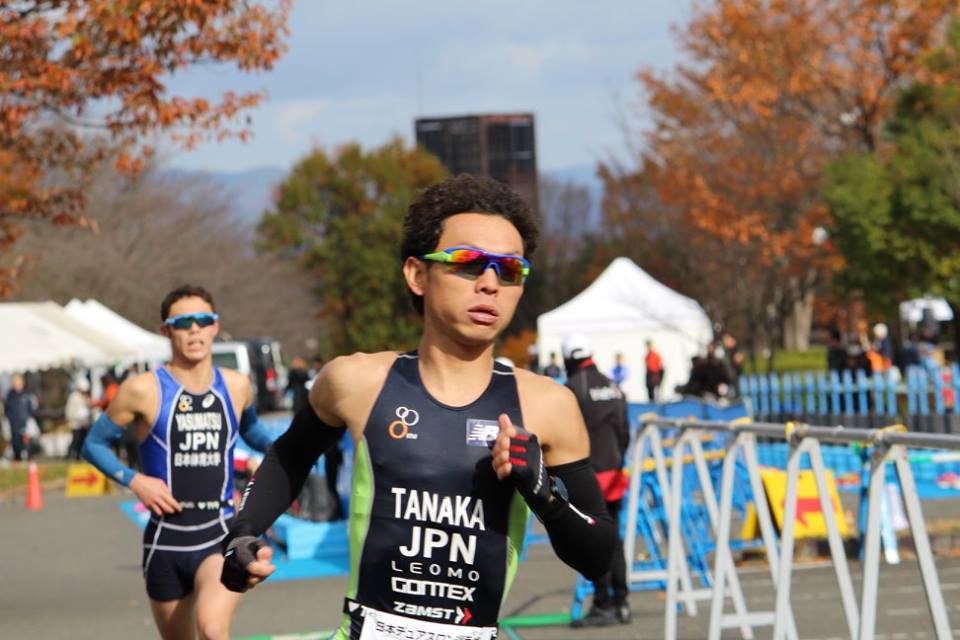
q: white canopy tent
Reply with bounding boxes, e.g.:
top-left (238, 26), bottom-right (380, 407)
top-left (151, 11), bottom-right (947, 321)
top-left (0, 304), bottom-right (124, 374)
top-left (537, 257), bottom-right (713, 402)
top-left (899, 296), bottom-right (954, 323)
top-left (65, 299), bottom-right (171, 364)
top-left (17, 302), bottom-right (138, 363)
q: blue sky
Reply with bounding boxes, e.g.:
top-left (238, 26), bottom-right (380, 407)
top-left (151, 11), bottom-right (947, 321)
top-left (165, 1), bottom-right (690, 175)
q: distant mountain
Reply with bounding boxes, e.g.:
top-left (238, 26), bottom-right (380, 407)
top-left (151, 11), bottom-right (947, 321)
top-left (168, 162), bottom-right (605, 227)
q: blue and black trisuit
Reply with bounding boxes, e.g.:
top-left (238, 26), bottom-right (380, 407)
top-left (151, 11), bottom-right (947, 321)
top-left (140, 367), bottom-right (239, 601)
top-left (333, 352), bottom-right (529, 639)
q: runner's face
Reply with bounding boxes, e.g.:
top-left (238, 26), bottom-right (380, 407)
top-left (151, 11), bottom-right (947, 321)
top-left (410, 212), bottom-right (525, 345)
top-left (161, 296), bottom-right (219, 363)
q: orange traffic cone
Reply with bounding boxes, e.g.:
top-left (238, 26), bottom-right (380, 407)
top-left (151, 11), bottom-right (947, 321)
top-left (26, 461), bottom-right (43, 511)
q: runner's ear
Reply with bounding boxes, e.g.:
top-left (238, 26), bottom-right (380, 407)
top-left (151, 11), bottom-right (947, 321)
top-left (402, 256), bottom-right (428, 297)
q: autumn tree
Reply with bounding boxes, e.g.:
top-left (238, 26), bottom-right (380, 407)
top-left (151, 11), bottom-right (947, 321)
top-left (607, 0), bottom-right (956, 361)
top-left (258, 139), bottom-right (447, 356)
top-left (16, 164), bottom-right (321, 356)
top-left (825, 18), bottom-right (960, 335)
top-left (0, 0), bottom-right (290, 296)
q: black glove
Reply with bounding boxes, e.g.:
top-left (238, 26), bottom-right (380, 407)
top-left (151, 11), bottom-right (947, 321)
top-left (507, 428), bottom-right (554, 515)
top-left (221, 535), bottom-right (267, 593)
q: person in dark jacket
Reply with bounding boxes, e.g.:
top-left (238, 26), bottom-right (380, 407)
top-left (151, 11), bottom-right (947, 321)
top-left (562, 333), bottom-right (632, 627)
top-left (286, 357), bottom-right (311, 414)
top-left (4, 373), bottom-right (37, 461)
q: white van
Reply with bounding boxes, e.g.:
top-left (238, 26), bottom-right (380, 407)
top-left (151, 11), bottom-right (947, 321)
top-left (212, 341), bottom-right (257, 398)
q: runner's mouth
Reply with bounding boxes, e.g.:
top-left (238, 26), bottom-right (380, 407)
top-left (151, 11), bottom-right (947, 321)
top-left (467, 305), bottom-right (499, 325)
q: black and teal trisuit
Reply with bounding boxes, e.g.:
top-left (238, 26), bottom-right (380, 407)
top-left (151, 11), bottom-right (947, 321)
top-left (333, 352), bottom-right (529, 639)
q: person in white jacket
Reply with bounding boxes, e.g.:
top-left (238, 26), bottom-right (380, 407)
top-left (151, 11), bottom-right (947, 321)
top-left (65, 377), bottom-right (92, 460)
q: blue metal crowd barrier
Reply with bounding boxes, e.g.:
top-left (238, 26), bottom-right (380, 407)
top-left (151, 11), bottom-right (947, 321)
top-left (739, 365), bottom-right (960, 433)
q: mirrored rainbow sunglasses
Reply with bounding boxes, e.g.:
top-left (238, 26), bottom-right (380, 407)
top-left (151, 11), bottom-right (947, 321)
top-left (419, 246), bottom-right (530, 285)
top-left (164, 312), bottom-right (219, 330)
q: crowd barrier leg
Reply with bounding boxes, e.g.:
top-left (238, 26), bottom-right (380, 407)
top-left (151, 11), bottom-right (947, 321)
top-left (859, 443), bottom-right (953, 640)
top-left (807, 440), bottom-right (859, 638)
top-left (708, 431), bottom-right (797, 640)
top-left (688, 436), bottom-right (754, 637)
top-left (665, 428), bottom-right (755, 640)
top-left (774, 436), bottom-right (858, 640)
top-left (625, 426), bottom-right (698, 613)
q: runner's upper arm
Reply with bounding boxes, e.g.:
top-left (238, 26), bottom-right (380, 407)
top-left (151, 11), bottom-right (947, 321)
top-left (105, 374), bottom-right (153, 427)
top-left (517, 372), bottom-right (590, 466)
top-left (308, 355), bottom-right (355, 427)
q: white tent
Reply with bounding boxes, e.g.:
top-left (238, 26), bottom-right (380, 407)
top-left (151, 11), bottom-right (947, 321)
top-left (14, 302), bottom-right (137, 363)
top-left (0, 304), bottom-right (123, 374)
top-left (65, 299), bottom-right (171, 363)
top-left (899, 296), bottom-right (954, 323)
top-left (537, 257), bottom-right (713, 402)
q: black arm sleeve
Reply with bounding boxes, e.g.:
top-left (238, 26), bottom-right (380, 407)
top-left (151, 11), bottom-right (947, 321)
top-left (225, 405), bottom-right (346, 543)
top-left (539, 458), bottom-right (617, 581)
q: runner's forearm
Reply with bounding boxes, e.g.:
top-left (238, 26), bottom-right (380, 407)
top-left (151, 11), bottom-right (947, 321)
top-left (541, 458), bottom-right (617, 580)
top-left (81, 413), bottom-right (136, 486)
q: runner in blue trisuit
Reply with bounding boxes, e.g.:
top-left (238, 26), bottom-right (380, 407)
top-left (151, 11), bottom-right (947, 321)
top-left (82, 285), bottom-right (273, 639)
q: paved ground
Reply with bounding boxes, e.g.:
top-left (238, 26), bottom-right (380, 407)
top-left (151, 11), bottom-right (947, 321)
top-left (3, 488), bottom-right (960, 639)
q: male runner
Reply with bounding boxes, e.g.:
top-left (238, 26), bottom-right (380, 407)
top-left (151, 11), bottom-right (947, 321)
top-left (82, 285), bottom-right (274, 640)
top-left (221, 175), bottom-right (617, 639)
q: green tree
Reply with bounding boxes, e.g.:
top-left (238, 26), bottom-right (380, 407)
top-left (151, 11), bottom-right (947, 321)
top-left (258, 139), bottom-right (447, 356)
top-left (824, 21), bottom-right (960, 321)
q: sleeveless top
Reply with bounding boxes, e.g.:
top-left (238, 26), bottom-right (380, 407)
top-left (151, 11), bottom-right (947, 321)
top-left (140, 367), bottom-right (239, 553)
top-left (334, 352), bottom-right (529, 639)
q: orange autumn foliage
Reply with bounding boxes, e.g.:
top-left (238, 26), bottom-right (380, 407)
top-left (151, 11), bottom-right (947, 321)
top-left (0, 1), bottom-right (290, 296)
top-left (611, 0), bottom-right (957, 339)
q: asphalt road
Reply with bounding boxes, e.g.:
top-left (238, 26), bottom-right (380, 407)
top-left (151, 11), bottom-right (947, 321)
top-left (3, 488), bottom-right (960, 639)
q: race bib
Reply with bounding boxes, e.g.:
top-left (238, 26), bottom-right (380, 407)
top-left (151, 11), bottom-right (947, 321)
top-left (359, 608), bottom-right (496, 640)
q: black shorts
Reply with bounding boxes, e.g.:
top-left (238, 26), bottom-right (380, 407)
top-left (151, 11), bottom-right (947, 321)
top-left (141, 511), bottom-right (233, 602)
top-left (141, 542), bottom-right (222, 601)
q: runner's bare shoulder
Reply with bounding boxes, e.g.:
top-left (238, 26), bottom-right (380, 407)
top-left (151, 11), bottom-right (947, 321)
top-left (311, 351), bottom-right (402, 428)
top-left (513, 368), bottom-right (586, 458)
top-left (112, 371), bottom-right (160, 422)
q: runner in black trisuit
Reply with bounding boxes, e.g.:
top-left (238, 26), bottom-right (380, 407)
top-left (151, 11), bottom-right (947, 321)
top-left (221, 175), bottom-right (617, 639)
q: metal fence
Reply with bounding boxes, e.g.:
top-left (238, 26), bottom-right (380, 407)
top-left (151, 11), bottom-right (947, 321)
top-left (739, 365), bottom-right (960, 432)
top-left (626, 417), bottom-right (960, 640)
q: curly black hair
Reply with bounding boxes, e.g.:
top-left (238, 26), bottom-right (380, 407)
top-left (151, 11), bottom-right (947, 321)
top-left (160, 284), bottom-right (215, 321)
top-left (401, 174), bottom-right (539, 314)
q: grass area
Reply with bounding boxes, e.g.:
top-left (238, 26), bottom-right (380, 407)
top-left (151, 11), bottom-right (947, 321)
top-left (743, 346), bottom-right (827, 375)
top-left (0, 460), bottom-right (71, 493)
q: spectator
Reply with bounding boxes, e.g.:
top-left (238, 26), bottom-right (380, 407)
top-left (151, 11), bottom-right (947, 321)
top-left (543, 351), bottom-right (563, 381)
top-left (4, 373), bottom-right (37, 461)
top-left (845, 343), bottom-right (872, 376)
top-left (562, 334), bottom-right (631, 628)
top-left (720, 333), bottom-right (745, 391)
top-left (611, 352), bottom-right (629, 388)
top-left (677, 344), bottom-right (731, 398)
top-left (899, 332), bottom-right (921, 371)
top-left (308, 355), bottom-right (324, 380)
top-left (702, 342), bottom-right (732, 397)
top-left (869, 323), bottom-right (894, 373)
top-left (96, 371), bottom-right (120, 411)
top-left (65, 377), bottom-right (93, 460)
top-left (286, 356), bottom-right (311, 414)
top-left (525, 344), bottom-right (540, 372)
top-left (827, 329), bottom-right (847, 373)
top-left (644, 340), bottom-right (665, 402)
